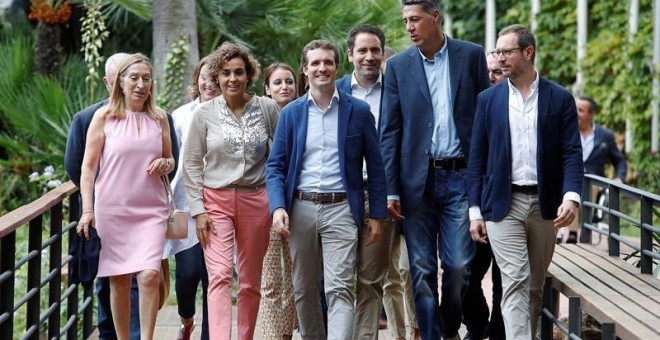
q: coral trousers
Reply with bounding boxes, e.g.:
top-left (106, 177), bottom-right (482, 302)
top-left (202, 187), bottom-right (270, 340)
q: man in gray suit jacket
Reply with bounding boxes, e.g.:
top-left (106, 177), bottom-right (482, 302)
top-left (380, 1), bottom-right (490, 338)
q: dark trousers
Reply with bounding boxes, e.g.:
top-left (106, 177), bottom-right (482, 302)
top-left (462, 242), bottom-right (505, 340)
top-left (97, 275), bottom-right (140, 340)
top-left (175, 243), bottom-right (209, 340)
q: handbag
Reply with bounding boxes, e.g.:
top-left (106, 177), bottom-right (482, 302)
top-left (161, 176), bottom-right (188, 240)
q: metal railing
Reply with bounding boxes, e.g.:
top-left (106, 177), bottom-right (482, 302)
top-left (0, 181), bottom-right (94, 340)
top-left (580, 174), bottom-right (660, 274)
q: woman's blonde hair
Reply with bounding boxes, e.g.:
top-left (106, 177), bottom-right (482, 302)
top-left (105, 53), bottom-right (158, 120)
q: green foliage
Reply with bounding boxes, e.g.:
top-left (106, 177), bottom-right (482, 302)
top-left (0, 28), bottom-right (101, 212)
top-left (196, 0), bottom-right (409, 91)
top-left (157, 36), bottom-right (189, 111)
top-left (80, 0), bottom-right (110, 100)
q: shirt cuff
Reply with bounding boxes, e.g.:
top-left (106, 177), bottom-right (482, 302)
top-left (188, 200), bottom-right (207, 217)
top-left (469, 206), bottom-right (484, 221)
top-left (563, 191), bottom-right (581, 207)
top-left (387, 194), bottom-right (400, 201)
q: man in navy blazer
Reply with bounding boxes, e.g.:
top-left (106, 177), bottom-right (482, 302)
top-left (266, 40), bottom-right (387, 338)
top-left (64, 53), bottom-right (179, 340)
top-left (573, 96), bottom-right (627, 243)
top-left (380, 1), bottom-right (489, 338)
top-left (467, 25), bottom-right (583, 339)
top-left (337, 24), bottom-right (402, 338)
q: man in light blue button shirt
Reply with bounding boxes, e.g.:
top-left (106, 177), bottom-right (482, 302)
top-left (380, 1), bottom-right (490, 339)
top-left (267, 40), bottom-right (387, 339)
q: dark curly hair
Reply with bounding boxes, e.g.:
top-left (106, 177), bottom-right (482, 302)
top-left (207, 42), bottom-right (261, 89)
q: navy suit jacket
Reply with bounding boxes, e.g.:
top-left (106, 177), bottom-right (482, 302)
top-left (64, 99), bottom-right (179, 186)
top-left (335, 74), bottom-right (384, 111)
top-left (265, 90), bottom-right (387, 230)
top-left (467, 78), bottom-right (584, 221)
top-left (584, 124), bottom-right (627, 181)
top-left (380, 38), bottom-right (490, 214)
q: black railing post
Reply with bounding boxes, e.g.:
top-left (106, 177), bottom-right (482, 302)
top-left (568, 296), bottom-right (582, 338)
top-left (26, 216), bottom-right (43, 340)
top-left (541, 277), bottom-right (554, 340)
top-left (83, 285), bottom-right (94, 338)
top-left (48, 202), bottom-right (63, 339)
top-left (580, 176), bottom-right (593, 243)
top-left (68, 193), bottom-right (82, 339)
top-left (640, 196), bottom-right (653, 274)
top-left (0, 231), bottom-right (16, 339)
top-left (607, 186), bottom-right (620, 257)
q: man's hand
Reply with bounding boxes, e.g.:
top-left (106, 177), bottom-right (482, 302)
top-left (470, 219), bottom-right (488, 244)
top-left (272, 208), bottom-right (290, 237)
top-left (554, 200), bottom-right (579, 228)
top-left (387, 199), bottom-right (405, 220)
top-left (363, 218), bottom-right (384, 246)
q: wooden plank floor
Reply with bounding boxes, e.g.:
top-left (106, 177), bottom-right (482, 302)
top-left (548, 244), bottom-right (660, 340)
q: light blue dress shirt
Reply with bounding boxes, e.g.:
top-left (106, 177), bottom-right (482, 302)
top-left (296, 89), bottom-right (345, 193)
top-left (420, 36), bottom-right (462, 159)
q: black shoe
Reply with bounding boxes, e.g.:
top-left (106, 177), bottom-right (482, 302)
top-left (566, 232), bottom-right (578, 244)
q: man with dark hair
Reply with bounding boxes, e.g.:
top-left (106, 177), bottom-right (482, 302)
top-left (468, 24), bottom-right (583, 339)
top-left (267, 39), bottom-right (387, 339)
top-left (570, 95), bottom-right (627, 243)
top-left (380, 1), bottom-right (490, 338)
top-left (337, 24), bottom-right (417, 339)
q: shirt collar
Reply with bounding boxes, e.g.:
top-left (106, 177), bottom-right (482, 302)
top-left (507, 70), bottom-right (540, 93)
top-left (350, 72), bottom-right (382, 91)
top-left (418, 33), bottom-right (448, 63)
top-left (307, 87), bottom-right (340, 110)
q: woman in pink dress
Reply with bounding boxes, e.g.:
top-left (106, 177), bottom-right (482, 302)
top-left (78, 53), bottom-right (174, 340)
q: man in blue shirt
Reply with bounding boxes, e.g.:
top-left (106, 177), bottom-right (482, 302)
top-left (380, 1), bottom-right (490, 338)
top-left (266, 40), bottom-right (387, 339)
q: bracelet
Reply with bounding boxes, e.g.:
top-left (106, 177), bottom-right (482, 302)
top-left (82, 210), bottom-right (94, 215)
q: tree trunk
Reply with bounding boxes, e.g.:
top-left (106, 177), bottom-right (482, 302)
top-left (34, 21), bottom-right (63, 76)
top-left (152, 0), bottom-right (199, 109)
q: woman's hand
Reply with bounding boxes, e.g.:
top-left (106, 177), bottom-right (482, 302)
top-left (195, 213), bottom-right (216, 248)
top-left (147, 157), bottom-right (173, 176)
top-left (77, 211), bottom-right (96, 241)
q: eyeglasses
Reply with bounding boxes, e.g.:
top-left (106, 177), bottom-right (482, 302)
top-left (489, 47), bottom-right (523, 59)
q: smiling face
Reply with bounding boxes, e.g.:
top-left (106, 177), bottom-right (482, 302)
top-left (402, 4), bottom-right (441, 51)
top-left (120, 62), bottom-right (152, 106)
top-left (219, 57), bottom-right (248, 100)
top-left (303, 47), bottom-right (337, 92)
top-left (198, 64), bottom-right (221, 102)
top-left (266, 68), bottom-right (296, 108)
top-left (348, 32), bottom-right (383, 85)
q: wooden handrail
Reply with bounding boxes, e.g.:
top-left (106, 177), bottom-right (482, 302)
top-left (0, 181), bottom-right (78, 238)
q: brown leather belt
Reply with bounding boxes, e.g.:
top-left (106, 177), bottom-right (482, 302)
top-left (430, 157), bottom-right (466, 170)
top-left (512, 184), bottom-right (538, 195)
top-left (295, 191), bottom-right (347, 204)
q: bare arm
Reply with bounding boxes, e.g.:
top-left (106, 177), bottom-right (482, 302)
top-left (78, 108), bottom-right (106, 240)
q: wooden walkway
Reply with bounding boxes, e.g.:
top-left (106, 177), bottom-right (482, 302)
top-left (86, 237), bottom-right (630, 340)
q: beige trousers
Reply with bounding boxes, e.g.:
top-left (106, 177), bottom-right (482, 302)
top-left (486, 192), bottom-right (557, 340)
top-left (382, 230), bottom-right (418, 338)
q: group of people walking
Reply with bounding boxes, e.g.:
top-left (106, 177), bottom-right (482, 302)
top-left (62, 0), bottom-right (625, 339)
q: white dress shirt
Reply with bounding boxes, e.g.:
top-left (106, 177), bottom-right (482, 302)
top-left (350, 72), bottom-right (382, 180)
top-left (580, 124), bottom-right (595, 162)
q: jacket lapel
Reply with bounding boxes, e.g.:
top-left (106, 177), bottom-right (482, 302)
top-left (448, 38), bottom-right (464, 107)
top-left (407, 48), bottom-right (432, 106)
top-left (296, 95), bottom-right (309, 162)
top-left (536, 78), bottom-right (550, 161)
top-left (337, 92), bottom-right (351, 173)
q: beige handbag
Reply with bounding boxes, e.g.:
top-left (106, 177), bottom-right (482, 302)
top-left (161, 176), bottom-right (188, 240)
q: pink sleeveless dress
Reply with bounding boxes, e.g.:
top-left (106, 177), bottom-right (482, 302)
top-left (95, 110), bottom-right (168, 276)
